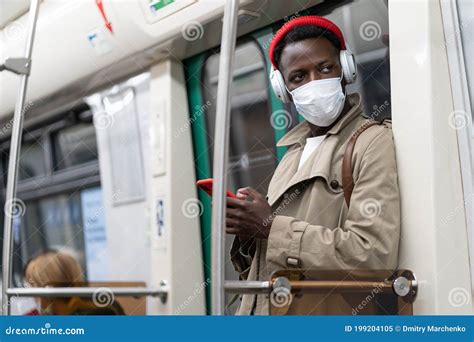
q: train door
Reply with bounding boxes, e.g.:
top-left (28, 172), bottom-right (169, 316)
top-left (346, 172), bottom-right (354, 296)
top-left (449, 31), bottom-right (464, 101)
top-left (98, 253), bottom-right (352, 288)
top-left (185, 27), bottom-right (292, 313)
top-left (186, 0), bottom-right (395, 314)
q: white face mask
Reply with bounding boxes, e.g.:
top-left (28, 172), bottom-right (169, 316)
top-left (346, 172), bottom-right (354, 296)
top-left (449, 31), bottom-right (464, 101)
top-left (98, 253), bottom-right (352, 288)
top-left (289, 74), bottom-right (346, 127)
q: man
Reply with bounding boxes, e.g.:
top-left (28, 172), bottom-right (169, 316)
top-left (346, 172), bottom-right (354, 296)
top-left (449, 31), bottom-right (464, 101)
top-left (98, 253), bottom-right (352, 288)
top-left (226, 16), bottom-right (400, 315)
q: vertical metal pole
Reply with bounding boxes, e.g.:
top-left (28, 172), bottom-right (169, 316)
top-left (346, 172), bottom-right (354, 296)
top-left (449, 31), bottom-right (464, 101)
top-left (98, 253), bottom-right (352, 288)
top-left (211, 0), bottom-right (239, 315)
top-left (2, 0), bottom-right (41, 315)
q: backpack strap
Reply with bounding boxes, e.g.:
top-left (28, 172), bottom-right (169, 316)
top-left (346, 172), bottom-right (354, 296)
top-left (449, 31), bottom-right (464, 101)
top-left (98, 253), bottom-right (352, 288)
top-left (341, 119), bottom-right (382, 207)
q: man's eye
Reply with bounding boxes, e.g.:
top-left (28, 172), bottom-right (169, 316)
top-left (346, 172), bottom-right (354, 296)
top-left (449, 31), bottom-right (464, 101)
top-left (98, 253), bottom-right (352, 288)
top-left (292, 74), bottom-right (304, 82)
top-left (321, 65), bottom-right (333, 73)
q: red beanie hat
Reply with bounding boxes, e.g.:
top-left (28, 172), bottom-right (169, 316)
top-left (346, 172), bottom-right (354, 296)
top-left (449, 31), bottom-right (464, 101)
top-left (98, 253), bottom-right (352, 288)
top-left (269, 15), bottom-right (346, 69)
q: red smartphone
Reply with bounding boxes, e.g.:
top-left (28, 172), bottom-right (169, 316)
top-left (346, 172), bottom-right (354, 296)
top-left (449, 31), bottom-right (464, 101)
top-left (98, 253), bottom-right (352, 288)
top-left (196, 178), bottom-right (237, 198)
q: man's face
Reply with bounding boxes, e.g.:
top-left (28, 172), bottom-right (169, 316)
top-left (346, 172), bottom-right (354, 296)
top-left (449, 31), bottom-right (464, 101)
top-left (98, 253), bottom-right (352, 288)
top-left (279, 37), bottom-right (342, 92)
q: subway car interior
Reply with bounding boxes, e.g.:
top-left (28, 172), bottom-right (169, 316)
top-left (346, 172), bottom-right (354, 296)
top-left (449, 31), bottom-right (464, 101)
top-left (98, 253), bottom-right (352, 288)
top-left (0, 0), bottom-right (473, 316)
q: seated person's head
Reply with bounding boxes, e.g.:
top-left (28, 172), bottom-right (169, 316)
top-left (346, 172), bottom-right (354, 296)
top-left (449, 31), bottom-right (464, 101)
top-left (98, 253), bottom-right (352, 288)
top-left (24, 250), bottom-right (84, 314)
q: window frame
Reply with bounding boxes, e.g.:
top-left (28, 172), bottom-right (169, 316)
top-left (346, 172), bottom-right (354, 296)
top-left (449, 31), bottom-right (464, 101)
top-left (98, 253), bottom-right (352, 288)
top-left (0, 105), bottom-right (101, 286)
top-left (440, 0), bottom-right (474, 294)
top-left (0, 107), bottom-right (100, 202)
top-left (200, 36), bottom-right (279, 174)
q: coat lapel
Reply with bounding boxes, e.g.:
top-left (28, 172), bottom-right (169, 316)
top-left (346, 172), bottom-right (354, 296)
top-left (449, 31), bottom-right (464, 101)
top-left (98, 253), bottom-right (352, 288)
top-left (267, 93), bottom-right (365, 207)
top-left (267, 137), bottom-right (334, 206)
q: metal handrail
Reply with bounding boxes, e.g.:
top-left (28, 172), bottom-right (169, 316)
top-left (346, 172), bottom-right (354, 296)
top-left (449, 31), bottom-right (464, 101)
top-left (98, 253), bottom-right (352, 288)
top-left (210, 0), bottom-right (240, 316)
top-left (225, 281), bottom-right (271, 294)
top-left (6, 287), bottom-right (168, 303)
top-left (2, 0), bottom-right (41, 316)
top-left (224, 276), bottom-right (417, 303)
top-left (289, 280), bottom-right (394, 293)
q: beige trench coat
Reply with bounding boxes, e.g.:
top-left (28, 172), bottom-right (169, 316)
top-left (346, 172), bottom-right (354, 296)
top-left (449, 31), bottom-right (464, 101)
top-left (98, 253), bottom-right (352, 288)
top-left (230, 93), bottom-right (401, 315)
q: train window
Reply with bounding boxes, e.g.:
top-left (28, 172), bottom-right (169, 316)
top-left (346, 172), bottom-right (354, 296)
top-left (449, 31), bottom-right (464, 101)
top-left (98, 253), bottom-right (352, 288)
top-left (1, 149), bottom-right (5, 181)
top-left (18, 138), bottom-right (47, 181)
top-left (281, 1), bottom-right (392, 124)
top-left (202, 40), bottom-right (277, 193)
top-left (313, 0), bottom-right (391, 120)
top-left (0, 105), bottom-right (102, 286)
top-left (21, 193), bottom-right (85, 263)
top-left (52, 123), bottom-right (98, 171)
top-left (10, 187), bottom-right (107, 287)
top-left (13, 191), bottom-right (89, 285)
top-left (1, 137), bottom-right (48, 183)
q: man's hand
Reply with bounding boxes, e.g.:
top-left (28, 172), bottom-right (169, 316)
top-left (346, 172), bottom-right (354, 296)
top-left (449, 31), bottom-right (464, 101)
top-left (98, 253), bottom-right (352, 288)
top-left (226, 187), bottom-right (273, 239)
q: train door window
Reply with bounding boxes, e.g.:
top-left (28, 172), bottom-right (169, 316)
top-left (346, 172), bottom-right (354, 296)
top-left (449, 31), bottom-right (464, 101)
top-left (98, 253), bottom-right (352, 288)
top-left (1, 141), bottom-right (47, 183)
top-left (0, 104), bottom-right (102, 287)
top-left (16, 129), bottom-right (49, 181)
top-left (202, 40), bottom-right (278, 194)
top-left (198, 38), bottom-right (279, 314)
top-left (19, 192), bottom-right (86, 273)
top-left (52, 122), bottom-right (98, 171)
top-left (290, 0), bottom-right (391, 121)
top-left (268, 0), bottom-right (395, 316)
top-left (188, 0), bottom-right (393, 313)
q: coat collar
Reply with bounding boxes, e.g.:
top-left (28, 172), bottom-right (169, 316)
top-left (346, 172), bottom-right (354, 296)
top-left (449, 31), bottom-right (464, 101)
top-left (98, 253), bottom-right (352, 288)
top-left (267, 93), bottom-right (367, 207)
top-left (276, 93), bottom-right (364, 147)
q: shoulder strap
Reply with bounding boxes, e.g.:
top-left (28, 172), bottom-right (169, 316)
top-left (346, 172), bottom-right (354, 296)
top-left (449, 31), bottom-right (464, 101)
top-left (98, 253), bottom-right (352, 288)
top-left (341, 119), bottom-right (382, 207)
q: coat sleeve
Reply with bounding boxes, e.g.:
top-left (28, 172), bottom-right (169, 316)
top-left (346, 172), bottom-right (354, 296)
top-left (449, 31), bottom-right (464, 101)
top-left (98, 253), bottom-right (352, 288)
top-left (265, 128), bottom-right (401, 272)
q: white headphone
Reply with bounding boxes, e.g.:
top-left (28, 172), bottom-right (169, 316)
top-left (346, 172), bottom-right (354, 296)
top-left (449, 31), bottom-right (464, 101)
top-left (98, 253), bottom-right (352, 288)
top-left (269, 49), bottom-right (357, 104)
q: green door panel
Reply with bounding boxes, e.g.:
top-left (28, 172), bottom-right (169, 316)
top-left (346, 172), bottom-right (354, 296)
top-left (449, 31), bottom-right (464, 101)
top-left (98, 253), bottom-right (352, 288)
top-left (184, 25), bottom-right (291, 314)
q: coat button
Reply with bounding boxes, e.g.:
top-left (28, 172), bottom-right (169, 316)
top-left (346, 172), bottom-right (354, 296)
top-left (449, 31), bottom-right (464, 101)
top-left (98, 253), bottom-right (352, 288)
top-left (330, 180), bottom-right (339, 189)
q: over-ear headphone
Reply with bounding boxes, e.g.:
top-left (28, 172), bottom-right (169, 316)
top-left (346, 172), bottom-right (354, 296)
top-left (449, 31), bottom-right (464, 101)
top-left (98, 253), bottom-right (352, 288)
top-left (269, 49), bottom-right (357, 104)
top-left (269, 65), bottom-right (291, 103)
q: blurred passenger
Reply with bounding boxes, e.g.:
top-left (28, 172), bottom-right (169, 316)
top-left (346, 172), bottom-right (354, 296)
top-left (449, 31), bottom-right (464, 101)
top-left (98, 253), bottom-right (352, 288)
top-left (24, 250), bottom-right (124, 315)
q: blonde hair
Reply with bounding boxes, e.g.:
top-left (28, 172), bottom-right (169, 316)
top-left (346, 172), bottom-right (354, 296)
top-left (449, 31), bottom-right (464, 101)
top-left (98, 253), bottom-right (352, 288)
top-left (25, 250), bottom-right (84, 288)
